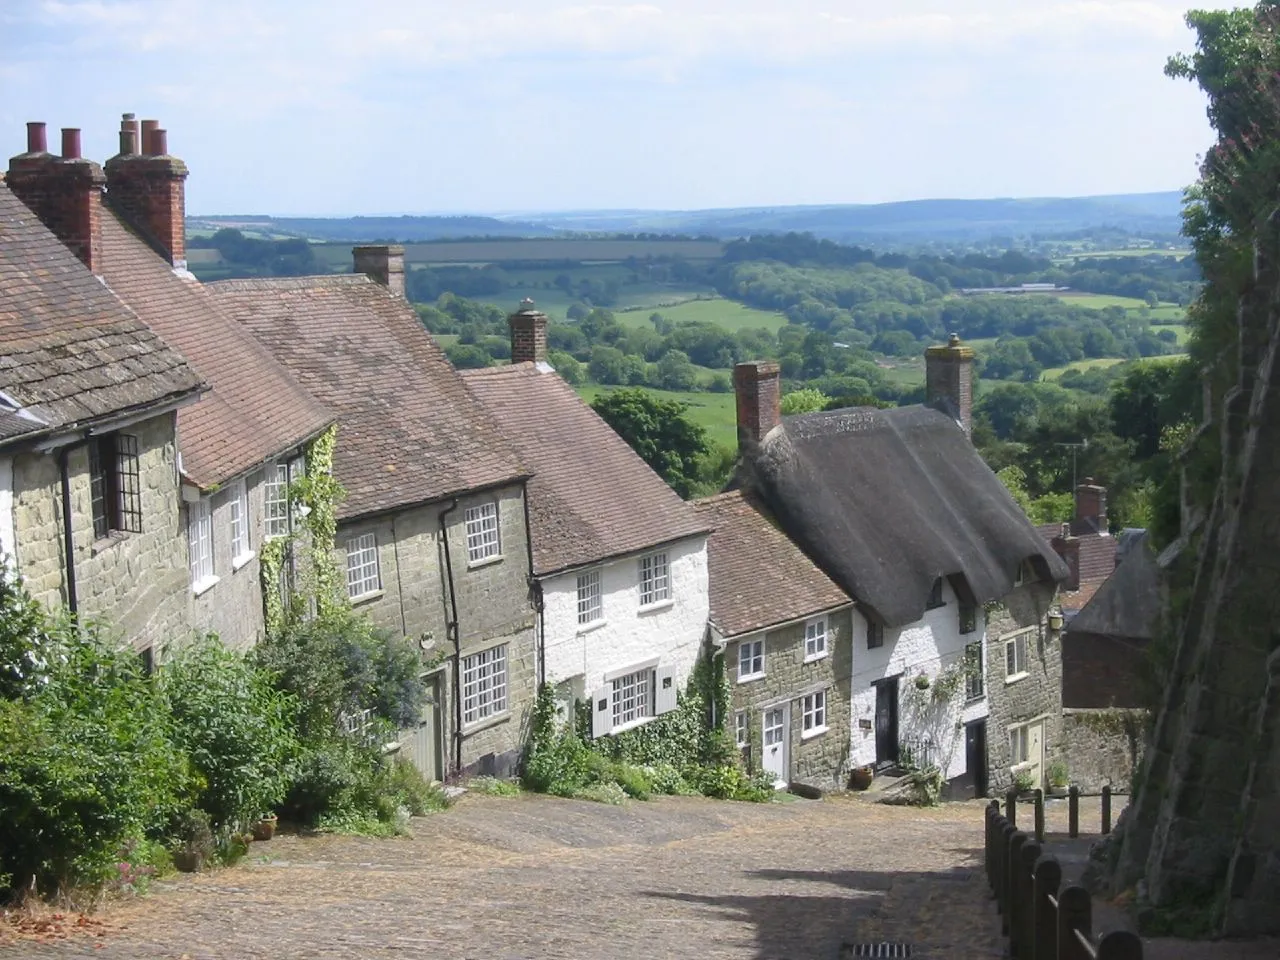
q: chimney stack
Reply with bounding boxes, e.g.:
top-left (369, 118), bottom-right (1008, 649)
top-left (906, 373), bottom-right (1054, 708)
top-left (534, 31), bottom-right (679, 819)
top-left (1073, 478), bottom-right (1107, 535)
top-left (925, 333), bottom-right (974, 436)
top-left (352, 245), bottom-right (405, 297)
top-left (7, 121), bottom-right (107, 272)
top-left (509, 298), bottom-right (549, 365)
top-left (1052, 531), bottom-right (1081, 591)
top-left (734, 361), bottom-right (782, 446)
top-left (104, 114), bottom-right (189, 268)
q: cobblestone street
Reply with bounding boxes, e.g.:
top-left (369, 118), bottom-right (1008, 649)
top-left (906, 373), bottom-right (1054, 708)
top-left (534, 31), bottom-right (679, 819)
top-left (2, 793), bottom-right (1273, 960)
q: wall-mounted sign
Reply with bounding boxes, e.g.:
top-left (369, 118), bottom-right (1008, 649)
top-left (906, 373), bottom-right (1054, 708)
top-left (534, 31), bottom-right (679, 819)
top-left (859, 719), bottom-right (873, 731)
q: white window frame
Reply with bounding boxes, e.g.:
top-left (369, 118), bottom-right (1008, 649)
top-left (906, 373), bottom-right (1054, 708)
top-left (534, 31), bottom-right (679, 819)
top-left (187, 497), bottom-right (216, 594)
top-left (639, 551), bottom-right (670, 607)
top-left (735, 710), bottom-right (749, 748)
top-left (801, 689), bottom-right (827, 738)
top-left (1004, 629), bottom-right (1032, 682)
top-left (610, 667), bottom-right (654, 730)
top-left (345, 532), bottom-right (382, 600)
top-left (464, 500), bottom-right (501, 565)
top-left (738, 637), bottom-right (765, 682)
top-left (228, 479), bottom-right (252, 568)
top-left (263, 461), bottom-right (291, 540)
top-left (462, 644), bottom-right (508, 726)
top-left (1009, 724), bottom-right (1030, 766)
top-left (803, 615), bottom-right (828, 661)
top-left (577, 568), bottom-right (603, 626)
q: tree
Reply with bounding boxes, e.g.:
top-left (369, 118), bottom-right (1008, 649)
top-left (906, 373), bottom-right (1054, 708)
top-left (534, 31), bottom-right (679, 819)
top-left (445, 343), bottom-right (493, 370)
top-left (780, 388), bottom-right (831, 415)
top-left (548, 350), bottom-right (584, 384)
top-left (590, 389), bottom-right (711, 498)
top-left (655, 349), bottom-right (698, 390)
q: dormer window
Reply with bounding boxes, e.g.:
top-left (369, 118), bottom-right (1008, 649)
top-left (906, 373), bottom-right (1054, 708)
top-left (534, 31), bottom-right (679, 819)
top-left (926, 577), bottom-right (945, 609)
top-left (1014, 559), bottom-right (1038, 586)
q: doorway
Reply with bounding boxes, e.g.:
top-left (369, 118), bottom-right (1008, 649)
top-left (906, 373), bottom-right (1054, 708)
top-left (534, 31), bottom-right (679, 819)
top-left (874, 677), bottom-right (900, 768)
top-left (761, 704), bottom-right (790, 786)
top-left (402, 674), bottom-right (444, 782)
top-left (966, 719), bottom-right (989, 798)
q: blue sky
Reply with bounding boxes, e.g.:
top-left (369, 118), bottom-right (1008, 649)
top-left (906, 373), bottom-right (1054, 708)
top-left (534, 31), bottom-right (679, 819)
top-left (0, 0), bottom-right (1232, 216)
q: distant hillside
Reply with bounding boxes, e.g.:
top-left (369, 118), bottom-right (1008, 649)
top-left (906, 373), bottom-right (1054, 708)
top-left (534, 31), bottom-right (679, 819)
top-left (512, 192), bottom-right (1187, 243)
top-left (186, 214), bottom-right (560, 241)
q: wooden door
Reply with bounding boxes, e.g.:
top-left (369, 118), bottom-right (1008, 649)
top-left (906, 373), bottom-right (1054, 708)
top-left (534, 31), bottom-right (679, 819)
top-left (875, 677), bottom-right (900, 768)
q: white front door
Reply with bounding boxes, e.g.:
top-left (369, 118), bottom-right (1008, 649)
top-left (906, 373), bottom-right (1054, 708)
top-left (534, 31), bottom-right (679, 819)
top-left (762, 705), bottom-right (789, 786)
top-left (1027, 719), bottom-right (1045, 790)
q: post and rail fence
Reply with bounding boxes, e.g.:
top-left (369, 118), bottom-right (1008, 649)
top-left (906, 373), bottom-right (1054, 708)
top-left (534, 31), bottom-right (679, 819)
top-left (985, 800), bottom-right (1142, 960)
top-left (1002, 784), bottom-right (1118, 843)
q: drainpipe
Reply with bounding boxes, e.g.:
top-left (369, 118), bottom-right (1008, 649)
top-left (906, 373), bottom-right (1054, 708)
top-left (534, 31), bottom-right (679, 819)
top-left (57, 444), bottom-right (80, 615)
top-left (520, 479), bottom-right (544, 688)
top-left (438, 498), bottom-right (463, 775)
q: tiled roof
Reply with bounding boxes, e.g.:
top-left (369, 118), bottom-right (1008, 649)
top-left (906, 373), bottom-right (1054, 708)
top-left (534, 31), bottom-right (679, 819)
top-left (1036, 524), bottom-right (1118, 612)
top-left (461, 362), bottom-right (709, 575)
top-left (97, 201), bottom-right (334, 488)
top-left (208, 276), bottom-right (528, 519)
top-left (0, 182), bottom-right (201, 444)
top-left (694, 490), bottom-right (851, 638)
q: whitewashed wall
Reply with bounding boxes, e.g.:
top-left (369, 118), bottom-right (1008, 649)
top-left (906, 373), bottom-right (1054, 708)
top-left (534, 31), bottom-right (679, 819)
top-left (848, 578), bottom-right (989, 781)
top-left (541, 535), bottom-right (709, 716)
top-left (0, 455), bottom-right (14, 573)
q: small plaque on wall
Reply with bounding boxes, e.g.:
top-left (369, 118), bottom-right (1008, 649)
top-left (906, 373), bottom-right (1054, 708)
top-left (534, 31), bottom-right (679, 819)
top-left (859, 719), bottom-right (873, 731)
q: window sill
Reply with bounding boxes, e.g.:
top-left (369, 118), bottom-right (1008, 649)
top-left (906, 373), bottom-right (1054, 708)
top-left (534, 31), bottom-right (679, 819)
top-left (637, 598), bottom-right (674, 615)
top-left (350, 588), bottom-right (385, 607)
top-left (803, 651), bottom-right (829, 664)
top-left (467, 554), bottom-right (504, 571)
top-left (576, 618), bottom-right (607, 636)
top-left (91, 531), bottom-right (131, 555)
top-left (191, 575), bottom-right (221, 597)
top-left (1005, 672), bottom-right (1029, 685)
top-left (231, 550), bottom-right (256, 572)
top-left (609, 715), bottom-right (655, 735)
top-left (801, 724), bottom-right (829, 741)
top-left (462, 711), bottom-right (510, 735)
top-left (737, 672), bottom-right (766, 685)
top-left (965, 694), bottom-right (986, 704)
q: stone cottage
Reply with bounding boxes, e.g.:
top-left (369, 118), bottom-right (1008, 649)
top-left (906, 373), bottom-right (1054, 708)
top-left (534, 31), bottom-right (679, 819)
top-left (0, 162), bottom-right (203, 651)
top-left (728, 337), bottom-right (1069, 796)
top-left (695, 489), bottom-right (854, 789)
top-left (208, 248), bottom-right (539, 780)
top-left (461, 303), bottom-right (711, 738)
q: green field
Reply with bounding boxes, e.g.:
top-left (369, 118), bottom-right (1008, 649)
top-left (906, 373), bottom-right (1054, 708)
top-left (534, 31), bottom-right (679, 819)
top-left (1040, 358), bottom-right (1129, 380)
top-left (617, 298), bottom-right (789, 333)
top-left (312, 238), bottom-right (725, 268)
top-left (575, 384), bottom-right (739, 451)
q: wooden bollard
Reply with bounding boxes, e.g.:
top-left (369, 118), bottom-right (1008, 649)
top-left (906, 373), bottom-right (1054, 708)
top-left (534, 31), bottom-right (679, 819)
top-left (1057, 884), bottom-right (1093, 960)
top-left (1018, 839), bottom-right (1042, 959)
top-left (1033, 855), bottom-right (1063, 960)
top-left (1096, 929), bottom-right (1144, 959)
top-left (1007, 831), bottom-right (1029, 955)
top-left (987, 801), bottom-right (1001, 894)
top-left (1068, 785), bottom-right (1080, 838)
top-left (1034, 787), bottom-right (1045, 843)
top-left (999, 822), bottom-right (1017, 928)
top-left (1101, 784), bottom-right (1113, 835)
top-left (1006, 786), bottom-right (1018, 826)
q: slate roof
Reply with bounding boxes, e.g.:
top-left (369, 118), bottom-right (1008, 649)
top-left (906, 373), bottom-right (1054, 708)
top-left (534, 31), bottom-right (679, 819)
top-left (0, 181), bottom-right (201, 445)
top-left (738, 404), bottom-right (1070, 627)
top-left (208, 275), bottom-right (528, 520)
top-left (1069, 531), bottom-right (1163, 641)
top-left (694, 490), bottom-right (851, 639)
top-left (461, 361), bottom-right (709, 576)
top-left (97, 200), bottom-right (334, 488)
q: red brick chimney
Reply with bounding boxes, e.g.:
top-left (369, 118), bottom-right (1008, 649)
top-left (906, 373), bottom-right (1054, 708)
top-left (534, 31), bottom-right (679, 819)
top-left (1052, 523), bottom-right (1081, 591)
top-left (6, 122), bottom-right (107, 272)
top-left (925, 333), bottom-right (975, 436)
top-left (352, 245), bottom-right (405, 297)
top-left (509, 299), bottom-right (549, 364)
top-left (104, 114), bottom-right (189, 267)
top-left (1073, 478), bottom-right (1107, 535)
top-left (734, 361), bottom-right (782, 446)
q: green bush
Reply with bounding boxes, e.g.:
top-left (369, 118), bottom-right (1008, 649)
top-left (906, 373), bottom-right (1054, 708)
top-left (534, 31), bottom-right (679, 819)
top-left (158, 636), bottom-right (298, 833)
top-left (467, 776), bottom-right (521, 797)
top-left (610, 762), bottom-right (652, 800)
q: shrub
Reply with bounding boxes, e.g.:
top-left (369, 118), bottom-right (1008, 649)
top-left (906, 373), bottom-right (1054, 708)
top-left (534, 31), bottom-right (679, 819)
top-left (467, 776), bottom-right (521, 797)
top-left (609, 762), bottom-right (652, 800)
top-left (158, 636), bottom-right (298, 833)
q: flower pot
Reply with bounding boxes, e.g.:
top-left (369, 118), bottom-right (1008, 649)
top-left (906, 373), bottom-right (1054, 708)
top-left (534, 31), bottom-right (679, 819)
top-left (172, 850), bottom-right (203, 873)
top-left (252, 817), bottom-right (278, 842)
top-left (849, 766), bottom-right (874, 791)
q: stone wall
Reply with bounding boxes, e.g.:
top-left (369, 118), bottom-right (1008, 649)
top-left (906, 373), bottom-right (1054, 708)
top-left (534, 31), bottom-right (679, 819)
top-left (11, 412), bottom-right (190, 651)
top-left (728, 607), bottom-right (853, 791)
top-left (337, 483), bottom-right (537, 777)
top-left (1060, 708), bottom-right (1146, 794)
top-left (985, 582), bottom-right (1062, 795)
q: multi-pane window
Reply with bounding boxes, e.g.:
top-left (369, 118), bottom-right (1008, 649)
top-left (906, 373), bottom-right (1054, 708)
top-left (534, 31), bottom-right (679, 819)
top-left (1009, 725), bottom-right (1030, 765)
top-left (965, 640), bottom-right (985, 700)
top-left (577, 568), bottom-right (603, 624)
top-left (187, 498), bottom-right (213, 588)
top-left (89, 433), bottom-right (142, 539)
top-left (611, 668), bottom-right (654, 728)
top-left (867, 620), bottom-right (884, 649)
top-left (959, 603), bottom-right (978, 635)
top-left (345, 533), bottom-right (381, 599)
top-left (263, 462), bottom-right (291, 539)
top-left (228, 480), bottom-right (249, 562)
top-left (462, 644), bottom-right (508, 725)
top-left (639, 551), bottom-right (670, 606)
top-left (1005, 631), bottom-right (1030, 678)
top-left (738, 638), bottom-right (764, 680)
top-left (802, 690), bottom-right (827, 734)
top-left (735, 711), bottom-right (749, 748)
top-left (804, 616), bottom-right (828, 660)
top-left (926, 577), bottom-right (945, 609)
top-left (464, 501), bottom-right (501, 563)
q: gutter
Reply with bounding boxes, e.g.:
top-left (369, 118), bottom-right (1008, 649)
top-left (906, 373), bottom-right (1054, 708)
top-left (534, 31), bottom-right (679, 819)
top-left (438, 498), bottom-right (463, 776)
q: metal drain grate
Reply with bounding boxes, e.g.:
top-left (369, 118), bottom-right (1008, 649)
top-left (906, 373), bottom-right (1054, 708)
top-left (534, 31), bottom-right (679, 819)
top-left (848, 943), bottom-right (912, 958)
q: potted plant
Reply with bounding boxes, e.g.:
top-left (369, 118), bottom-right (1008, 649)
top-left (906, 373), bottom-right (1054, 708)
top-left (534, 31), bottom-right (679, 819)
top-left (252, 813), bottom-right (279, 842)
top-left (849, 765), bottom-right (874, 791)
top-left (1013, 769), bottom-right (1036, 799)
top-left (1047, 761), bottom-right (1069, 798)
top-left (170, 808), bottom-right (214, 873)
top-left (914, 673), bottom-right (931, 691)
